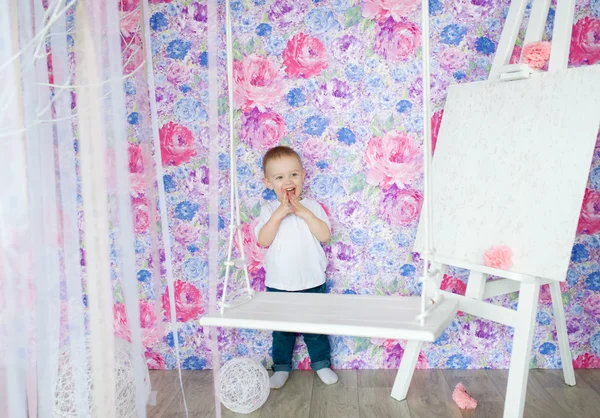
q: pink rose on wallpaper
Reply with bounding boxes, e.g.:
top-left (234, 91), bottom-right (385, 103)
top-left (113, 302), bottom-right (158, 347)
top-left (572, 353), bottom-right (600, 368)
top-left (331, 34), bottom-right (365, 64)
top-left (283, 33), bottom-right (328, 79)
top-left (382, 339), bottom-right (404, 368)
top-left (233, 54), bottom-right (284, 112)
top-left (240, 107), bottom-right (286, 151)
top-left (451, 0), bottom-right (492, 20)
top-left (439, 48), bottom-right (466, 72)
top-left (577, 189), bottom-right (600, 235)
top-left (167, 62), bottom-right (191, 85)
top-left (570, 17), bottom-right (600, 66)
top-left (336, 200), bottom-right (368, 228)
top-left (365, 131), bottom-right (423, 189)
top-left (128, 143), bottom-right (144, 173)
top-left (162, 280), bottom-right (205, 322)
top-left (440, 274), bottom-right (467, 296)
top-left (120, 8), bottom-right (140, 37)
top-left (145, 351), bottom-right (167, 370)
top-left (362, 0), bottom-right (420, 22)
top-left (510, 46), bottom-right (522, 64)
top-left (234, 219), bottom-right (267, 274)
top-left (297, 357), bottom-right (311, 370)
top-left (159, 122), bottom-right (197, 166)
top-left (483, 246), bottom-right (513, 270)
top-left (119, 0), bottom-right (139, 12)
top-left (431, 109), bottom-right (444, 155)
top-left (538, 282), bottom-right (567, 305)
top-left (132, 197), bottom-right (150, 234)
top-left (374, 18), bottom-right (421, 62)
top-left (522, 41), bottom-right (551, 69)
top-left (302, 136), bottom-right (328, 162)
top-left (378, 185), bottom-right (423, 226)
top-left (313, 78), bottom-right (354, 110)
top-left (173, 222), bottom-right (199, 245)
top-left (584, 293), bottom-right (600, 318)
top-left (130, 173), bottom-right (146, 198)
top-left (121, 33), bottom-right (144, 75)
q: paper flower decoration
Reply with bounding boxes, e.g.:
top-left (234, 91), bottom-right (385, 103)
top-left (483, 246), bottom-right (513, 270)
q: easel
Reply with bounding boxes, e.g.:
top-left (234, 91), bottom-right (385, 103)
top-left (390, 1), bottom-right (579, 417)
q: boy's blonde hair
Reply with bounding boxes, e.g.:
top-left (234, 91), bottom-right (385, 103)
top-left (262, 146), bottom-right (302, 174)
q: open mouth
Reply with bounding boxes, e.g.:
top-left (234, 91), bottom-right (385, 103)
top-left (285, 187), bottom-right (296, 198)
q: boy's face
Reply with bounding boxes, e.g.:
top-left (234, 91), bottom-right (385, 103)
top-left (263, 155), bottom-right (305, 201)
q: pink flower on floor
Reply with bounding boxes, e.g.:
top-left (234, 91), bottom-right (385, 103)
top-left (283, 33), bottom-right (328, 79)
top-left (452, 383), bottom-right (477, 409)
top-left (297, 357), bottom-right (311, 370)
top-left (173, 222), bottom-right (199, 245)
top-left (159, 122), bottom-right (197, 167)
top-left (378, 185), bottom-right (423, 227)
top-left (128, 143), bottom-right (144, 173)
top-left (483, 246), bottom-right (513, 270)
top-left (233, 54), bottom-right (284, 112)
top-left (431, 109), bottom-right (444, 155)
top-left (167, 62), bottom-right (191, 85)
top-left (374, 18), bottom-right (421, 61)
top-left (365, 130), bottom-right (423, 189)
top-left (577, 189), bottom-right (600, 235)
top-left (440, 274), bottom-right (467, 296)
top-left (240, 108), bottom-right (286, 151)
top-left (570, 17), bottom-right (600, 66)
top-left (362, 0), bottom-right (420, 21)
top-left (132, 197), bottom-right (150, 233)
top-left (162, 280), bottom-right (205, 322)
top-left (145, 351), bottom-right (167, 370)
top-left (522, 41), bottom-right (551, 69)
top-left (235, 218), bottom-right (267, 274)
top-left (572, 353), bottom-right (600, 368)
top-left (130, 173), bottom-right (146, 198)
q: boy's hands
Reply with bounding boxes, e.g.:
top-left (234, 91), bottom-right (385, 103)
top-left (272, 188), bottom-right (293, 221)
top-left (289, 194), bottom-right (312, 220)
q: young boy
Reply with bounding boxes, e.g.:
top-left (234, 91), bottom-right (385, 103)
top-left (254, 145), bottom-right (339, 389)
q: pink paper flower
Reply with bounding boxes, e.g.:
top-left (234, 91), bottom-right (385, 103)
top-left (128, 144), bottom-right (144, 173)
top-left (365, 130), bottom-right (423, 189)
top-left (132, 197), bottom-right (150, 234)
top-left (577, 189), bottom-right (600, 235)
top-left (233, 54), bottom-right (285, 112)
top-left (483, 246), bottom-right (513, 270)
top-left (145, 351), bottom-right (167, 370)
top-left (452, 383), bottom-right (477, 409)
top-left (240, 107), bottom-right (286, 151)
top-left (362, 0), bottom-right (420, 21)
top-left (374, 18), bottom-right (421, 61)
top-left (159, 121), bottom-right (197, 167)
top-left (162, 280), bottom-right (205, 322)
top-left (522, 41), bottom-right (551, 69)
top-left (378, 185), bottom-right (423, 227)
top-left (569, 17), bottom-right (600, 66)
top-left (235, 218), bottom-right (267, 274)
top-left (282, 32), bottom-right (328, 79)
top-left (173, 222), bottom-right (199, 245)
top-left (167, 62), bottom-right (191, 85)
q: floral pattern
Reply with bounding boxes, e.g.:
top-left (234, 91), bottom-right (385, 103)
top-left (119, 0), bottom-right (600, 370)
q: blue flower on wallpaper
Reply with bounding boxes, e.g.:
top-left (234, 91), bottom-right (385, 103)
top-left (237, 163), bottom-right (252, 178)
top-left (166, 331), bottom-right (184, 348)
top-left (124, 80), bottom-right (136, 95)
top-left (137, 270), bottom-right (151, 282)
top-left (182, 356), bottom-right (206, 370)
top-left (590, 166), bottom-right (600, 189)
top-left (166, 3), bottom-right (178, 16)
top-left (183, 258), bottom-right (208, 280)
top-left (393, 233), bottom-right (410, 247)
top-left (446, 354), bottom-right (471, 369)
top-left (396, 99), bottom-right (412, 113)
top-left (433, 331), bottom-right (450, 345)
top-left (239, 16), bottom-right (255, 33)
top-left (400, 264), bottom-right (416, 277)
top-left (585, 272), bottom-right (600, 291)
top-left (332, 0), bottom-right (350, 12)
top-left (350, 229), bottom-right (368, 246)
top-left (311, 174), bottom-right (344, 200)
top-left (475, 37), bottom-right (496, 55)
top-left (361, 100), bottom-right (375, 112)
top-left (588, 236), bottom-right (600, 249)
top-left (591, 333), bottom-right (600, 355)
top-left (539, 342), bottom-right (556, 355)
top-left (305, 8), bottom-right (339, 34)
top-left (253, 0), bottom-right (266, 5)
top-left (180, 84), bottom-right (191, 93)
top-left (407, 115), bottom-right (424, 132)
top-left (536, 311), bottom-right (551, 325)
top-left (166, 39), bottom-right (191, 60)
top-left (571, 244), bottom-right (589, 262)
top-left (163, 174), bottom-right (176, 192)
top-left (316, 160), bottom-right (328, 169)
top-left (367, 262), bottom-right (378, 275)
top-left (571, 304), bottom-right (583, 316)
top-left (383, 257), bottom-right (401, 273)
top-left (174, 201), bottom-right (199, 221)
top-left (199, 51), bottom-right (208, 67)
top-left (219, 153), bottom-right (230, 170)
top-left (366, 74), bottom-right (385, 93)
top-left (230, 0), bottom-right (245, 16)
top-left (591, 0), bottom-right (600, 17)
top-left (127, 112), bottom-right (139, 125)
top-left (391, 68), bottom-right (407, 82)
top-left (262, 188), bottom-right (277, 200)
top-left (134, 238), bottom-right (146, 254)
top-left (237, 344), bottom-right (249, 356)
top-left (370, 240), bottom-right (388, 257)
top-left (174, 98), bottom-right (207, 123)
top-left (345, 63), bottom-right (364, 81)
top-left (285, 113), bottom-right (298, 129)
top-left (429, 0), bottom-right (443, 15)
top-left (343, 289), bottom-right (357, 294)
top-left (454, 71), bottom-right (467, 80)
top-left (150, 12), bottom-right (168, 32)
top-left (287, 88), bottom-right (307, 107)
top-left (337, 128), bottom-right (356, 145)
top-left (304, 115), bottom-right (329, 135)
top-left (256, 23), bottom-right (272, 36)
top-left (266, 35), bottom-right (286, 55)
top-left (566, 269), bottom-right (579, 286)
top-left (440, 24), bottom-right (467, 45)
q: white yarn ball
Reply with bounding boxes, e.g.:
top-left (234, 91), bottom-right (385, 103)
top-left (219, 358), bottom-right (270, 414)
top-left (53, 337), bottom-right (150, 418)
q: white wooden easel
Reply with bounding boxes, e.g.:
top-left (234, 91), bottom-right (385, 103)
top-left (390, 1), bottom-right (578, 417)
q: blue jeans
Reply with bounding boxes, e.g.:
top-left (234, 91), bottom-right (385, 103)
top-left (266, 283), bottom-right (331, 372)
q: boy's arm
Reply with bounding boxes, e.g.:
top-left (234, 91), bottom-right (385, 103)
top-left (303, 213), bottom-right (331, 243)
top-left (258, 214), bottom-right (283, 247)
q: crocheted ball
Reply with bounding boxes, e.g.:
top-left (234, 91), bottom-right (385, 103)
top-left (219, 358), bottom-right (270, 414)
top-left (53, 337), bottom-right (150, 418)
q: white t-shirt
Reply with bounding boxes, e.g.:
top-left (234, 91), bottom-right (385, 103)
top-left (254, 198), bottom-right (330, 291)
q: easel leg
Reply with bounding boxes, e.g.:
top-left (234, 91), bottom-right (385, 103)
top-left (549, 281), bottom-right (576, 386)
top-left (390, 340), bottom-right (423, 401)
top-left (503, 281), bottom-right (540, 418)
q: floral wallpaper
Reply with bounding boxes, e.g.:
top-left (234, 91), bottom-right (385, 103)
top-left (118, 0), bottom-right (600, 370)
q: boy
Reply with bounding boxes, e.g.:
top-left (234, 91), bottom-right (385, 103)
top-left (254, 145), bottom-right (339, 389)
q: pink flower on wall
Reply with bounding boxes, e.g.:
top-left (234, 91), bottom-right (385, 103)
top-left (240, 107), bottom-right (286, 150)
top-left (145, 351), bottom-right (167, 370)
top-left (159, 121), bottom-right (197, 166)
top-left (440, 274), bottom-right (467, 296)
top-left (374, 18), bottom-right (421, 61)
top-left (283, 33), bottom-right (328, 78)
top-left (119, 0), bottom-right (139, 12)
top-left (173, 221), bottom-right (199, 245)
top-left (362, 0), bottom-right (420, 22)
top-left (510, 46), bottom-right (522, 64)
top-left (132, 197), bottom-right (150, 234)
top-left (162, 280), bottom-right (205, 322)
top-left (233, 54), bottom-right (285, 112)
top-left (584, 293), bottom-right (600, 319)
top-left (365, 131), bottom-right (423, 189)
top-left (120, 8), bottom-right (140, 37)
top-left (431, 109), bottom-right (444, 155)
top-left (302, 136), bottom-right (328, 162)
top-left (577, 188), bottom-right (600, 235)
top-left (128, 144), bottom-right (144, 173)
top-left (570, 17), bottom-right (600, 66)
top-left (113, 301), bottom-right (158, 347)
top-left (522, 41), bottom-right (551, 69)
top-left (572, 353), bottom-right (600, 368)
top-left (439, 48), bottom-right (467, 72)
top-left (235, 218), bottom-right (267, 274)
top-left (483, 246), bottom-right (513, 270)
top-left (538, 282), bottom-right (567, 305)
top-left (378, 185), bottom-right (423, 226)
top-left (121, 33), bottom-right (144, 75)
top-left (130, 173), bottom-right (146, 198)
top-left (167, 62), bottom-right (191, 85)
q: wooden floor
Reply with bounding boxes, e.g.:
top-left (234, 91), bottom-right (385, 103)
top-left (147, 368), bottom-right (600, 418)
